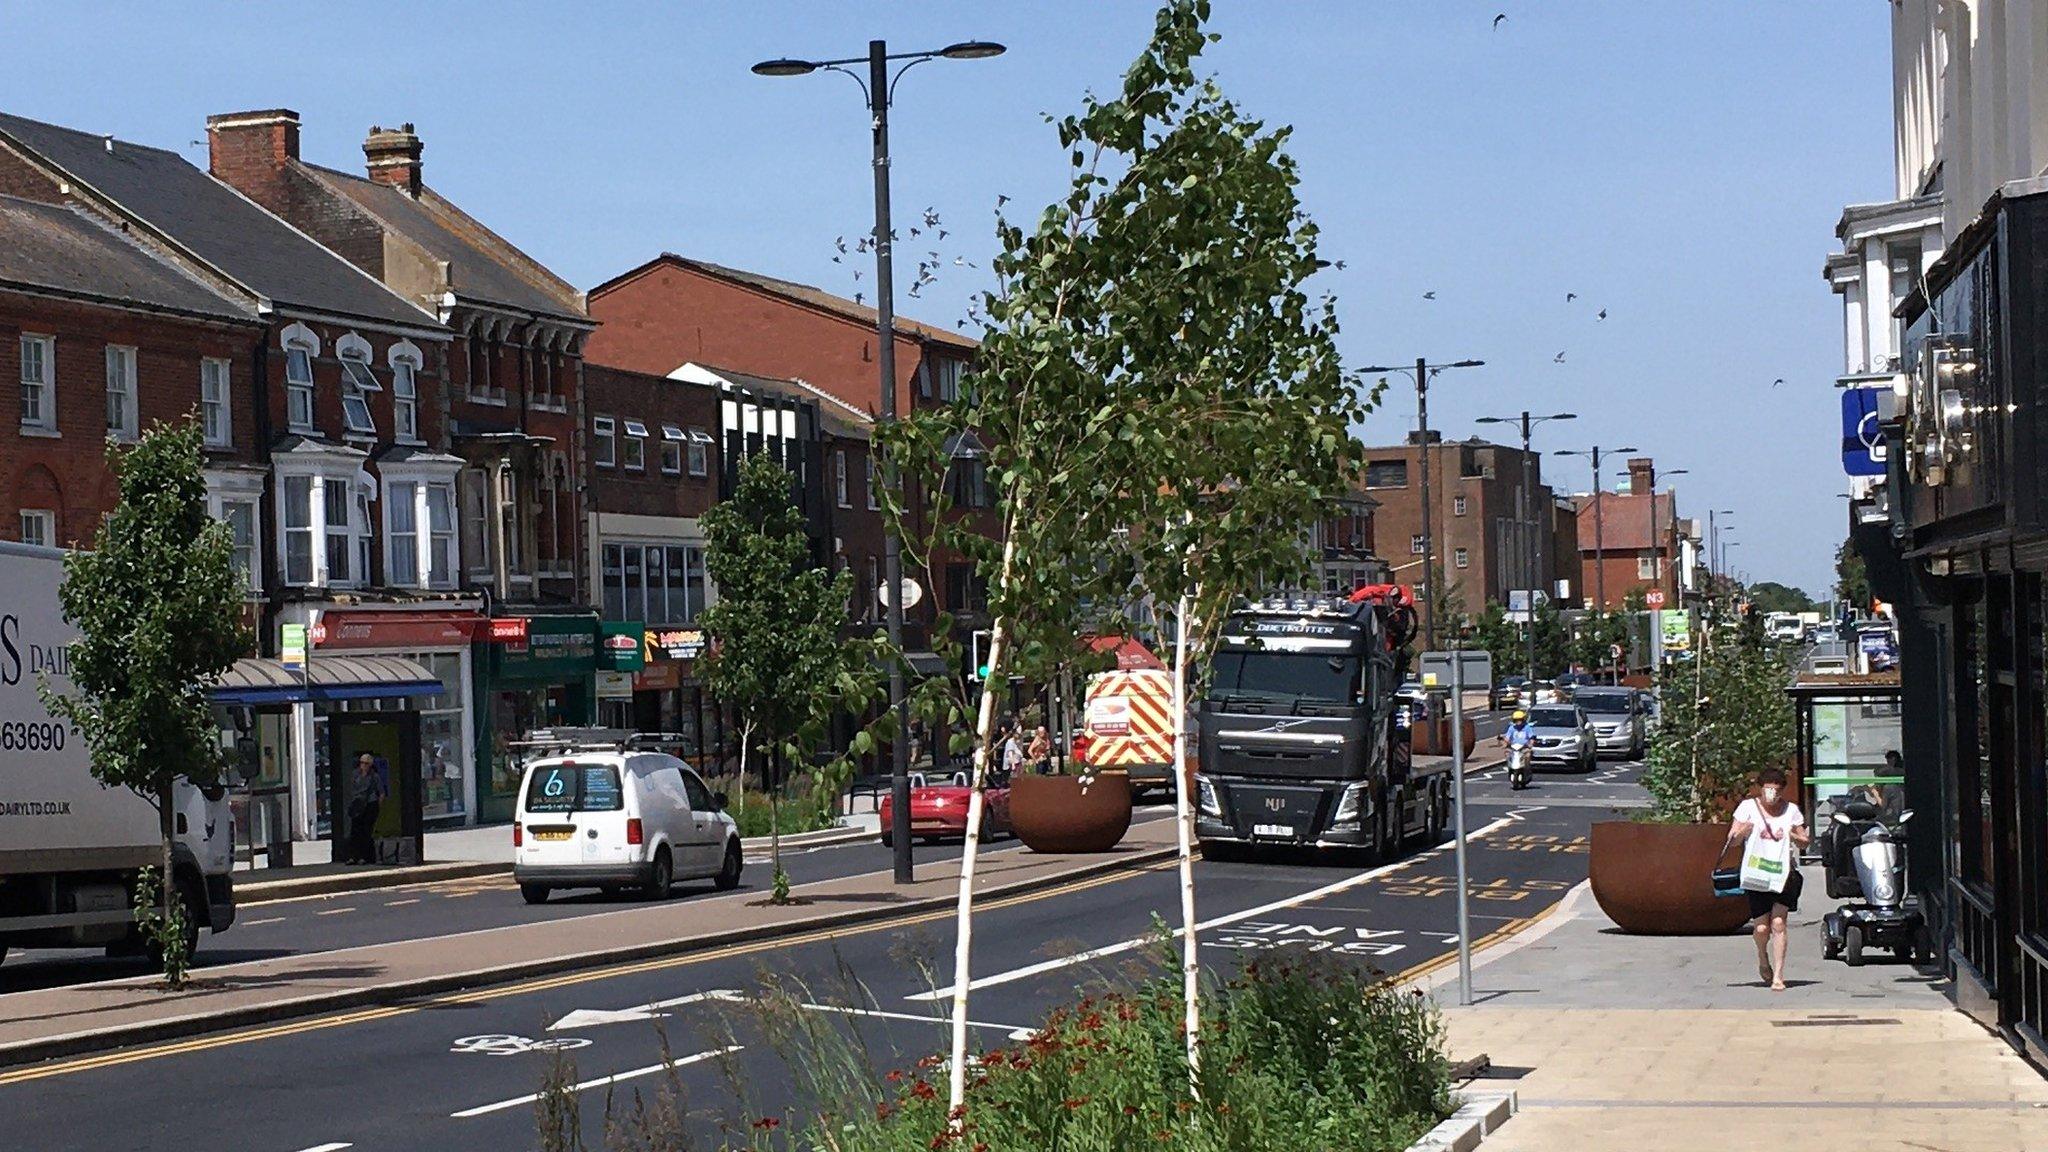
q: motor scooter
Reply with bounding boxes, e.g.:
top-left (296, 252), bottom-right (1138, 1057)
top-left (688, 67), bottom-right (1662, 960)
top-left (1821, 805), bottom-right (1929, 966)
top-left (1506, 743), bottom-right (1531, 790)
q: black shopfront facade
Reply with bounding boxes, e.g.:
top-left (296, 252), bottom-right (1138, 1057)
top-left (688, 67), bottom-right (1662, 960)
top-left (1886, 176), bottom-right (2048, 1064)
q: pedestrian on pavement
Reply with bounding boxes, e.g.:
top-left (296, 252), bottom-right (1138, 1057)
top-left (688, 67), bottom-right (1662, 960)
top-left (1001, 720), bottom-right (1025, 781)
top-left (344, 752), bottom-right (387, 865)
top-left (1028, 725), bottom-right (1053, 774)
top-left (1723, 766), bottom-right (1810, 991)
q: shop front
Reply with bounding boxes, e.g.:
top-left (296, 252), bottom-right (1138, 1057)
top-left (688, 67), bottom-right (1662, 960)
top-left (310, 608), bottom-right (484, 828)
top-left (476, 612), bottom-right (598, 823)
top-left (631, 624), bottom-right (724, 772)
top-left (1888, 177), bottom-right (2048, 1061)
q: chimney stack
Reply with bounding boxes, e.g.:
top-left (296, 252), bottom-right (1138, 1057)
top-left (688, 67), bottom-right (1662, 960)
top-left (1627, 457), bottom-right (1655, 495)
top-left (206, 109), bottom-right (300, 188)
top-left (364, 123), bottom-right (423, 196)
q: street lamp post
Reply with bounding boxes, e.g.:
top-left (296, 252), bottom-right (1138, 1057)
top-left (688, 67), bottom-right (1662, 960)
top-left (1554, 445), bottom-right (1636, 613)
top-left (755, 38), bottom-right (1006, 885)
top-left (1707, 509), bottom-right (1734, 592)
top-left (1359, 358), bottom-right (1485, 649)
top-left (1476, 411), bottom-right (1575, 680)
top-left (1652, 468), bottom-right (1689, 602)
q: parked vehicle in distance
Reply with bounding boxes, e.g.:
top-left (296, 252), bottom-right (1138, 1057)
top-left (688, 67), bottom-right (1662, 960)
top-left (514, 747), bottom-right (742, 903)
top-left (1814, 623), bottom-right (1841, 644)
top-left (0, 542), bottom-right (236, 968)
top-left (880, 776), bottom-right (1013, 846)
top-left (1522, 680), bottom-right (1561, 706)
top-left (1491, 675), bottom-right (1528, 710)
top-left (1573, 687), bottom-right (1647, 759)
top-left (1765, 612), bottom-right (1805, 644)
top-left (1523, 704), bottom-right (1597, 772)
top-left (1553, 672), bottom-right (1597, 697)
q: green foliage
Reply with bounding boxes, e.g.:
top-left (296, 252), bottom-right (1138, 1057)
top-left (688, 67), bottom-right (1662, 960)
top-left (701, 453), bottom-right (881, 878)
top-left (711, 958), bottom-right (1449, 1152)
top-left (1642, 633), bottom-right (1797, 823)
top-left (41, 418), bottom-right (247, 809)
top-left (1836, 537), bottom-right (1870, 610)
top-left (770, 867), bottom-right (792, 905)
top-left (131, 865), bottom-right (192, 988)
top-left (714, 775), bottom-right (839, 839)
top-left (1569, 609), bottom-right (1631, 675)
top-left (1747, 581), bottom-right (1817, 616)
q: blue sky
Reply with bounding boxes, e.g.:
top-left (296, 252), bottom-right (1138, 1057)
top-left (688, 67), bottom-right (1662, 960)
top-left (4, 2), bottom-right (1891, 595)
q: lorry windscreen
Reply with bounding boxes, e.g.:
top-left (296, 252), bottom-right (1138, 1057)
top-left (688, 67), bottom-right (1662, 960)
top-left (1210, 650), bottom-right (1359, 703)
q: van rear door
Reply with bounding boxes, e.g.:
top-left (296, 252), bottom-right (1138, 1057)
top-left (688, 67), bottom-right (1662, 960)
top-left (520, 760), bottom-right (632, 869)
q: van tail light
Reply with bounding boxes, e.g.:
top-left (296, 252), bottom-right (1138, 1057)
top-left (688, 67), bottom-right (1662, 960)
top-left (513, 822), bottom-right (523, 848)
top-left (627, 818), bottom-right (644, 845)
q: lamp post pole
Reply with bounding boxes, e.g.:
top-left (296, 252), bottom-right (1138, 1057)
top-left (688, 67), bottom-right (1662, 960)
top-left (1556, 444), bottom-right (1636, 613)
top-left (1477, 411), bottom-right (1575, 681)
top-left (1360, 357), bottom-right (1485, 649)
top-left (754, 37), bottom-right (1007, 885)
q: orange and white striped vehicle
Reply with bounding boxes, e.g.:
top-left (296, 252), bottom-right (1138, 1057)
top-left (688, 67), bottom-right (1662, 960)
top-left (1080, 669), bottom-right (1193, 794)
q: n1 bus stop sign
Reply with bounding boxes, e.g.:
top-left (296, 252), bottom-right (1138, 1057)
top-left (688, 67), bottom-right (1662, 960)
top-left (1646, 589), bottom-right (1667, 609)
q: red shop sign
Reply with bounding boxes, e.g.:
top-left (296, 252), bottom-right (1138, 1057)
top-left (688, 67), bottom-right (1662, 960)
top-left (316, 610), bottom-right (485, 651)
top-left (488, 617), bottom-right (531, 644)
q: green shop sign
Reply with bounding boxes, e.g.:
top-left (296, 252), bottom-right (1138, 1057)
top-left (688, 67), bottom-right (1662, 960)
top-left (599, 621), bottom-right (646, 672)
top-left (493, 615), bottom-right (597, 682)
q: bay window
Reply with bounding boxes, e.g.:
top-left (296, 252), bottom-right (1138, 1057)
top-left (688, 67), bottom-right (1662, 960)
top-left (385, 477), bottom-right (460, 589)
top-left (279, 466), bottom-right (371, 588)
top-left (283, 476), bottom-right (315, 585)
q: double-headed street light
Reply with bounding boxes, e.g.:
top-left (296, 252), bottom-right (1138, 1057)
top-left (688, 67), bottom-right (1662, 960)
top-left (1359, 357), bottom-right (1485, 650)
top-left (1707, 508), bottom-right (1735, 590)
top-left (755, 37), bottom-right (1006, 886)
top-left (1554, 445), bottom-right (1636, 613)
top-left (1475, 412), bottom-right (1575, 680)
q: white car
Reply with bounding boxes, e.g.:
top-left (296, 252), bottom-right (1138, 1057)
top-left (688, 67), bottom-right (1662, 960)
top-left (514, 751), bottom-right (742, 903)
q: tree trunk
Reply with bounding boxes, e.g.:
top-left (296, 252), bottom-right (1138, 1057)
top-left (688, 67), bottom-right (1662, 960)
top-left (1170, 591), bottom-right (1201, 1094)
top-left (946, 531), bottom-right (1018, 1124)
top-left (156, 782), bottom-right (176, 984)
top-left (769, 746), bottom-right (783, 894)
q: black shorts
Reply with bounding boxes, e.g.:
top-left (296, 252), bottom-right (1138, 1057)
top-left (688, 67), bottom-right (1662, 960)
top-left (1747, 869), bottom-right (1803, 919)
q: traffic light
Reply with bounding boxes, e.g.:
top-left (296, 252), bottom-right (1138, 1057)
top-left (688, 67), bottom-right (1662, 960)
top-left (970, 629), bottom-right (992, 681)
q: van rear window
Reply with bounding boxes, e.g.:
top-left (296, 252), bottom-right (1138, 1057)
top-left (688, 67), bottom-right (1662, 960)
top-left (525, 763), bottom-right (623, 813)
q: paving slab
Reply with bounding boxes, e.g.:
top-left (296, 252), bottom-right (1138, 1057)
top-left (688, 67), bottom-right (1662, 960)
top-left (1436, 868), bottom-right (2048, 1151)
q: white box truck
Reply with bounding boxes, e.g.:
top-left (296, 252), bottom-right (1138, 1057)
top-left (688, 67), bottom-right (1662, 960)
top-left (0, 541), bottom-right (235, 967)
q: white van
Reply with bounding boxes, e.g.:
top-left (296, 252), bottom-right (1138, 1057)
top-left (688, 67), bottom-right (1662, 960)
top-left (513, 751), bottom-right (742, 903)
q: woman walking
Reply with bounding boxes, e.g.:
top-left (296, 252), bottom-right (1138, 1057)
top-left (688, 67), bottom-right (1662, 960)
top-left (1027, 725), bottom-right (1053, 774)
top-left (1723, 766), bottom-right (1810, 990)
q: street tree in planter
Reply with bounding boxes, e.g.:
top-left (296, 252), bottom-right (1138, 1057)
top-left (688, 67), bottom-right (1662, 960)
top-left (40, 419), bottom-right (248, 986)
top-left (878, 0), bottom-right (1368, 1112)
top-left (700, 451), bottom-right (881, 903)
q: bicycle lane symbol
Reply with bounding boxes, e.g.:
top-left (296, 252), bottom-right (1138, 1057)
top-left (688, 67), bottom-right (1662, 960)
top-left (452, 1034), bottom-right (594, 1057)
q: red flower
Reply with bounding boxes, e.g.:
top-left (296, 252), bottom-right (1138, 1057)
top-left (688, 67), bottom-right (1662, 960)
top-left (751, 1116), bottom-right (781, 1130)
top-left (887, 1069), bottom-right (905, 1083)
top-left (911, 1080), bottom-right (938, 1100)
top-left (1062, 1095), bottom-right (1091, 1111)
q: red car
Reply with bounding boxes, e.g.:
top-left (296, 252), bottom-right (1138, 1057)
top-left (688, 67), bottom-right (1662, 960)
top-left (879, 782), bottom-right (1013, 846)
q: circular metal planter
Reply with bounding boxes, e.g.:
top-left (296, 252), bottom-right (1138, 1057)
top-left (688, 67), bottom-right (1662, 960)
top-left (1589, 820), bottom-right (1751, 935)
top-left (1010, 771), bottom-right (1133, 854)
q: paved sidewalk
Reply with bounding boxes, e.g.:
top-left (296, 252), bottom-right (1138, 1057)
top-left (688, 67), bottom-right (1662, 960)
top-left (1435, 867), bottom-right (2048, 1151)
top-left (0, 816), bottom-right (1180, 1067)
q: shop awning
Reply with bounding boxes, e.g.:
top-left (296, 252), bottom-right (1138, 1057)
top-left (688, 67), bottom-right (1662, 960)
top-left (209, 655), bottom-right (445, 707)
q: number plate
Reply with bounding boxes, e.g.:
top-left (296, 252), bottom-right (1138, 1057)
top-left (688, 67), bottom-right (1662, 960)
top-left (1252, 823), bottom-right (1296, 840)
top-left (533, 829), bottom-right (573, 842)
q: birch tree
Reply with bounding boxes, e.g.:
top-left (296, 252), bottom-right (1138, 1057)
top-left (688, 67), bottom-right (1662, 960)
top-left (878, 0), bottom-right (1368, 1118)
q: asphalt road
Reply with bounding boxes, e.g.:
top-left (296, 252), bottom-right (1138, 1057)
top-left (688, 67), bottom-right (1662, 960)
top-left (0, 743), bottom-right (1638, 1152)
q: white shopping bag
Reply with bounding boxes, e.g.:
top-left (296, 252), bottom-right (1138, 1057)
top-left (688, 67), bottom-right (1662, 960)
top-left (1739, 834), bottom-right (1790, 893)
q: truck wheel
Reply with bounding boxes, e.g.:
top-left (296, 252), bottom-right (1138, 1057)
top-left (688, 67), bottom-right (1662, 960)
top-left (1371, 794), bottom-right (1395, 861)
top-left (1201, 840), bottom-right (1247, 863)
top-left (1426, 781), bottom-right (1447, 843)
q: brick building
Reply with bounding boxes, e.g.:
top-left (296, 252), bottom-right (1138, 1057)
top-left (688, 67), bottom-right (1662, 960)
top-left (1358, 433), bottom-right (1571, 611)
top-left (1568, 457), bottom-right (1688, 611)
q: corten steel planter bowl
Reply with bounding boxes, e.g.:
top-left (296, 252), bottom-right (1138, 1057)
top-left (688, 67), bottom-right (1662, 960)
top-left (1411, 718), bottom-right (1477, 757)
top-left (1011, 771), bottom-right (1133, 854)
top-left (1589, 820), bottom-right (1751, 935)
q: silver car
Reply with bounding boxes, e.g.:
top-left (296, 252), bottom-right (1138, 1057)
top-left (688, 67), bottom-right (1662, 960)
top-left (1573, 687), bottom-right (1646, 759)
top-left (1524, 704), bottom-right (1596, 772)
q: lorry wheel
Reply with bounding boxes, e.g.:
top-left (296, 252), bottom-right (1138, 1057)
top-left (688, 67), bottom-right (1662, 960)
top-left (520, 883), bottom-right (550, 905)
top-left (1843, 923), bottom-right (1866, 967)
top-left (1371, 795), bottom-right (1395, 861)
top-left (1201, 840), bottom-right (1247, 863)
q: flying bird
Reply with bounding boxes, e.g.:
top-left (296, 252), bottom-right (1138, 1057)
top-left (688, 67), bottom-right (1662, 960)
top-left (855, 291), bottom-right (866, 305)
top-left (1596, 308), bottom-right (1608, 321)
top-left (1772, 378), bottom-right (1785, 387)
top-left (834, 236), bottom-right (847, 254)
top-left (922, 207), bottom-right (942, 228)
top-left (1566, 292), bottom-right (1577, 302)
top-left (996, 193), bottom-right (1010, 207)
top-left (1493, 13), bottom-right (1508, 28)
top-left (1553, 351), bottom-right (1567, 363)
top-left (1423, 290), bottom-right (1437, 300)
top-left (1334, 260), bottom-right (1348, 270)
top-left (937, 229), bottom-right (949, 240)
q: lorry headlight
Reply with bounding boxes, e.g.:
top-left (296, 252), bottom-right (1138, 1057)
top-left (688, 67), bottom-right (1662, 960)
top-left (1196, 776), bottom-right (1222, 818)
top-left (1331, 782), bottom-right (1368, 828)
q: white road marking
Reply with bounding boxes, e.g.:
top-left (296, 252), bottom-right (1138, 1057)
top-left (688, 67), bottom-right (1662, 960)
top-left (450, 1046), bottom-right (741, 1118)
top-left (548, 988), bottom-right (746, 1032)
top-left (798, 1001), bottom-right (1036, 1040)
top-left (384, 898), bottom-right (420, 907)
top-left (906, 815), bottom-right (1517, 1002)
top-left (243, 917), bottom-right (284, 927)
top-left (315, 908), bottom-right (355, 917)
top-left (291, 1144), bottom-right (352, 1152)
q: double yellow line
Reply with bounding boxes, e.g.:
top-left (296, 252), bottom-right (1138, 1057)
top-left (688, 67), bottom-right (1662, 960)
top-left (0, 862), bottom-right (1168, 1087)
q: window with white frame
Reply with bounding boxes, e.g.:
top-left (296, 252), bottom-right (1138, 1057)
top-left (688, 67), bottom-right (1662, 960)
top-left (1454, 547), bottom-right (1469, 569)
top-left (460, 468), bottom-right (489, 576)
top-left (339, 353), bottom-right (380, 436)
top-left (660, 425), bottom-right (683, 475)
top-left (325, 481), bottom-right (354, 584)
top-left (279, 469), bottom-right (371, 587)
top-left (105, 345), bottom-right (137, 440)
top-left (1637, 551), bottom-right (1658, 580)
top-left (593, 416), bottom-right (616, 468)
top-left (834, 449), bottom-right (850, 507)
top-left (285, 343), bottom-right (317, 430)
top-left (601, 541), bottom-right (707, 625)
top-left (622, 420), bottom-right (648, 471)
top-left (933, 358), bottom-right (964, 403)
top-left (391, 357), bottom-right (419, 441)
top-left (201, 358), bottom-right (231, 447)
top-left (19, 334), bottom-right (54, 432)
top-left (282, 476), bottom-right (315, 585)
top-left (550, 455), bottom-right (571, 575)
top-left (1453, 495), bottom-right (1467, 517)
top-left (865, 452), bottom-right (879, 511)
top-left (385, 477), bottom-right (459, 588)
top-left (205, 474), bottom-right (263, 595)
top-left (688, 429), bottom-right (711, 477)
top-left (1410, 534), bottom-right (1425, 555)
top-left (18, 509), bottom-right (54, 548)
